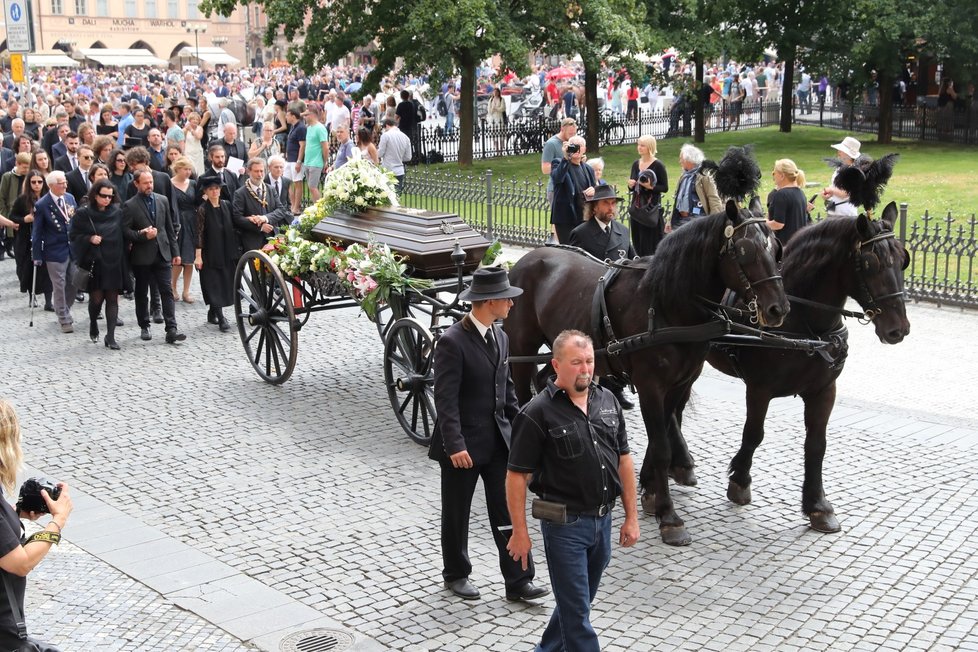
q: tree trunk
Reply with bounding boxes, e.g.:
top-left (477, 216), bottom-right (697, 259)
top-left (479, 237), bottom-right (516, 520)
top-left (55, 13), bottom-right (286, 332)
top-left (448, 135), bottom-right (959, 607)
top-left (876, 69), bottom-right (893, 144)
top-left (780, 51), bottom-right (795, 133)
top-left (584, 64), bottom-right (599, 155)
top-left (458, 57), bottom-right (476, 167)
top-left (694, 51), bottom-right (705, 143)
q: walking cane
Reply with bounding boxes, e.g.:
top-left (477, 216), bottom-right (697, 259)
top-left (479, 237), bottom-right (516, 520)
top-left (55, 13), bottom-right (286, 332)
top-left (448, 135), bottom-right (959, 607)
top-left (29, 262), bottom-right (37, 327)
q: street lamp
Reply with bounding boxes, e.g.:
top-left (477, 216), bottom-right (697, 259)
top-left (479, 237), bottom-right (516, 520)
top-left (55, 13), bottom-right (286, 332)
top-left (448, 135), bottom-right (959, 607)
top-left (186, 23), bottom-right (207, 67)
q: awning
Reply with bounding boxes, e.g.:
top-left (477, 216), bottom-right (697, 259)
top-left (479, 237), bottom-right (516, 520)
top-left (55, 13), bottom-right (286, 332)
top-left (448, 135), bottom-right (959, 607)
top-left (78, 48), bottom-right (168, 67)
top-left (178, 46), bottom-right (240, 66)
top-left (25, 51), bottom-right (80, 68)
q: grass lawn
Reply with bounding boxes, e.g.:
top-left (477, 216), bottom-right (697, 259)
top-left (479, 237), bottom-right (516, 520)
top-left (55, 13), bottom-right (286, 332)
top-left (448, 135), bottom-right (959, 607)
top-left (420, 125), bottom-right (978, 223)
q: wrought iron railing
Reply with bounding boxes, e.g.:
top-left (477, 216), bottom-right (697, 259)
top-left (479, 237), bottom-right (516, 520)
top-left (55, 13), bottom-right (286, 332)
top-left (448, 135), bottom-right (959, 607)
top-left (793, 100), bottom-right (978, 145)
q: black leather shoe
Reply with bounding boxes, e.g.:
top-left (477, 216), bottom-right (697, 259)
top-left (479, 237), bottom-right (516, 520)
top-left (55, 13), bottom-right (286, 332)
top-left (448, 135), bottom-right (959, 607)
top-left (76, 291), bottom-right (86, 303)
top-left (445, 578), bottom-right (480, 600)
top-left (104, 337), bottom-right (120, 350)
top-left (152, 309), bottom-right (165, 324)
top-left (218, 317), bottom-right (231, 333)
top-left (506, 582), bottom-right (550, 602)
top-left (116, 318), bottom-right (124, 327)
top-left (207, 307), bottom-right (219, 324)
top-left (165, 328), bottom-right (187, 344)
top-left (140, 327), bottom-right (152, 341)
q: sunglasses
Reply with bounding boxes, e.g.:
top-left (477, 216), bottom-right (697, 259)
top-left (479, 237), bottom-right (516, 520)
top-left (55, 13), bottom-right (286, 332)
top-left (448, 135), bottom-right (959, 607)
top-left (30, 180), bottom-right (44, 184)
top-left (81, 155), bottom-right (94, 160)
top-left (98, 193), bottom-right (114, 199)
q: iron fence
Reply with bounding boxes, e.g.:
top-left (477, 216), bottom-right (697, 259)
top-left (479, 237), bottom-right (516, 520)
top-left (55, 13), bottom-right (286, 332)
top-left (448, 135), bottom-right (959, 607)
top-left (411, 100), bottom-right (782, 163)
top-left (397, 168), bottom-right (978, 308)
top-left (793, 101), bottom-right (978, 145)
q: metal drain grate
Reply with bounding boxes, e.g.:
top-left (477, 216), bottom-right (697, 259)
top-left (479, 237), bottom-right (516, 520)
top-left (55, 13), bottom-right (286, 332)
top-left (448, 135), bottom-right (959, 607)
top-left (279, 628), bottom-right (355, 652)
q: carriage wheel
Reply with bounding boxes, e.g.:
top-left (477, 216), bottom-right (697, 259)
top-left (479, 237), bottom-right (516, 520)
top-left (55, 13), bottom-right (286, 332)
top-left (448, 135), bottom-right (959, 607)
top-left (384, 318), bottom-right (436, 446)
top-left (234, 250), bottom-right (299, 385)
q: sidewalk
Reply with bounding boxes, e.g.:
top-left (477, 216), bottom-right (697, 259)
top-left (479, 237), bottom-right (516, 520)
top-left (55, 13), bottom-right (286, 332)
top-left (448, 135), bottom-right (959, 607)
top-left (9, 253), bottom-right (978, 651)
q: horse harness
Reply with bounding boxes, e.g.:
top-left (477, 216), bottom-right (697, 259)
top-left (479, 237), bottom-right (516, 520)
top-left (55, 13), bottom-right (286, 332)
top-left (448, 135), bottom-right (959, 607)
top-left (718, 218), bottom-right (783, 322)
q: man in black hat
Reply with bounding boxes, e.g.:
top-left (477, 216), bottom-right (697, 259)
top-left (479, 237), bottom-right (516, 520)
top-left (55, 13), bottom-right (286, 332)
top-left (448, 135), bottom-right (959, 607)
top-left (568, 184), bottom-right (635, 262)
top-left (429, 267), bottom-right (548, 603)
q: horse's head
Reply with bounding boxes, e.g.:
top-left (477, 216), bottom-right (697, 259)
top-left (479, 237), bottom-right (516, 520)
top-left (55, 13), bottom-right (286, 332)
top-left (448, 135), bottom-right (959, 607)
top-left (852, 202), bottom-right (910, 344)
top-left (718, 198), bottom-right (789, 328)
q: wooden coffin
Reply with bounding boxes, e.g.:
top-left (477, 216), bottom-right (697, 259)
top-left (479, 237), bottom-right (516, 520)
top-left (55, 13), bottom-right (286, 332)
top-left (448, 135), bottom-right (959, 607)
top-left (309, 206), bottom-right (491, 279)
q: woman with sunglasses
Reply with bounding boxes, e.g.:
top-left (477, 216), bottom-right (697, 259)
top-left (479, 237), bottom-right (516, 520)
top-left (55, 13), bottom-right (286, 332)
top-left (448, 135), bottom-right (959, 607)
top-left (7, 170), bottom-right (53, 310)
top-left (108, 148), bottom-right (132, 202)
top-left (69, 181), bottom-right (129, 350)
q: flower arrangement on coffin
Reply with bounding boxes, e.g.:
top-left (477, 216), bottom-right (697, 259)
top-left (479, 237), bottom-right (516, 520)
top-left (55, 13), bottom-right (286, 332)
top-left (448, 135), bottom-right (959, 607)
top-left (262, 160), bottom-right (430, 320)
top-left (294, 158), bottom-right (400, 238)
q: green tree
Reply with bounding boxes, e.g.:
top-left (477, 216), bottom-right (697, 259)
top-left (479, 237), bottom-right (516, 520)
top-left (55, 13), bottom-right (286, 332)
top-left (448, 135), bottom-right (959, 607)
top-left (842, 0), bottom-right (978, 143)
top-left (200, 0), bottom-right (533, 166)
top-left (526, 0), bottom-right (646, 154)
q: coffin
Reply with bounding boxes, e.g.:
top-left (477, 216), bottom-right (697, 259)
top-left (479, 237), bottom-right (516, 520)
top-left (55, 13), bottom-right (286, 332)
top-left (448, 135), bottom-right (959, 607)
top-left (309, 206), bottom-right (491, 279)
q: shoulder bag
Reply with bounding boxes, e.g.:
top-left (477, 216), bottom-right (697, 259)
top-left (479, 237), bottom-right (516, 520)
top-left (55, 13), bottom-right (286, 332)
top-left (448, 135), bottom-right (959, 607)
top-left (628, 193), bottom-right (663, 229)
top-left (1, 571), bottom-right (61, 652)
top-left (68, 214), bottom-right (99, 290)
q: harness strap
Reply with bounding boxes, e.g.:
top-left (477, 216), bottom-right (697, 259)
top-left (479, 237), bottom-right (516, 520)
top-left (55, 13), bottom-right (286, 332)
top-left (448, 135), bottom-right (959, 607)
top-left (786, 294), bottom-right (867, 320)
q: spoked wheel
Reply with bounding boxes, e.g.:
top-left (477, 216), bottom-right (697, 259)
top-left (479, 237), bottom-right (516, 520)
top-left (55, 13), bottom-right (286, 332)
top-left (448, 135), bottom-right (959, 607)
top-left (384, 317), bottom-right (436, 446)
top-left (234, 250), bottom-right (299, 384)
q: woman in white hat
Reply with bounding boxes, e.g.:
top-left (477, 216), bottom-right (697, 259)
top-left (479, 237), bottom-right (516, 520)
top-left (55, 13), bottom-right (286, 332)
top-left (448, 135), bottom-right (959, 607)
top-left (821, 136), bottom-right (861, 217)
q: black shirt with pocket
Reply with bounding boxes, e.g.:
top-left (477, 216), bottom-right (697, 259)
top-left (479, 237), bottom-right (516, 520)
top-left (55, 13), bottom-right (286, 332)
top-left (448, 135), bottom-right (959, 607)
top-left (509, 380), bottom-right (629, 513)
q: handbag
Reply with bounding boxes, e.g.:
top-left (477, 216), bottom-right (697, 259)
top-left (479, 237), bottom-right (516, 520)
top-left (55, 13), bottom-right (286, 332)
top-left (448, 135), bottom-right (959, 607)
top-left (628, 199), bottom-right (663, 229)
top-left (1, 571), bottom-right (61, 652)
top-left (68, 215), bottom-right (99, 290)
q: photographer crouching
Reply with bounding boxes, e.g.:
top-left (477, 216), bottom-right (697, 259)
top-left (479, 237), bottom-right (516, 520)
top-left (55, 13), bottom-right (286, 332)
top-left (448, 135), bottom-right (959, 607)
top-left (0, 400), bottom-right (73, 652)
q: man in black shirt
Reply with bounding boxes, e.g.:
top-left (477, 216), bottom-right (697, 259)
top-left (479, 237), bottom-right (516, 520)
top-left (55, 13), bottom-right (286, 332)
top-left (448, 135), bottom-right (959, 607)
top-left (506, 329), bottom-right (639, 652)
top-left (395, 90), bottom-right (419, 165)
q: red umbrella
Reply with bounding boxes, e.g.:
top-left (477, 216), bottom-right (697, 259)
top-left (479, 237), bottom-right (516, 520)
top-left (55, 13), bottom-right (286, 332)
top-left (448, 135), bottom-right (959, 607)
top-left (546, 67), bottom-right (576, 80)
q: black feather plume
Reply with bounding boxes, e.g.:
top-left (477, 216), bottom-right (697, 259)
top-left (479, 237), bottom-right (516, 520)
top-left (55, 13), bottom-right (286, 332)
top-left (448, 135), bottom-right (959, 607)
top-left (709, 146), bottom-right (761, 201)
top-left (824, 157), bottom-right (844, 169)
top-left (861, 153), bottom-right (899, 212)
top-left (833, 166), bottom-right (865, 202)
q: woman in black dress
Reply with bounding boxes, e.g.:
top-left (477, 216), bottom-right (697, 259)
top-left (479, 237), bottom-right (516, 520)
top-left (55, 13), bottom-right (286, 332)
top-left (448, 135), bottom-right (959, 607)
top-left (124, 109), bottom-right (152, 149)
top-left (194, 174), bottom-right (239, 332)
top-left (96, 104), bottom-right (119, 141)
top-left (627, 135), bottom-right (668, 256)
top-left (7, 170), bottom-right (53, 309)
top-left (108, 148), bottom-right (133, 201)
top-left (765, 158), bottom-right (810, 246)
top-left (68, 181), bottom-right (130, 350)
top-left (170, 156), bottom-right (198, 303)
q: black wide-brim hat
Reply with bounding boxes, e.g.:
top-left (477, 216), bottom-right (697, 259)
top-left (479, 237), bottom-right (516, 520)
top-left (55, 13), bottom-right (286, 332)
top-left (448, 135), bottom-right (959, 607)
top-left (459, 267), bottom-right (523, 302)
top-left (197, 173), bottom-right (224, 190)
top-left (586, 183), bottom-right (625, 203)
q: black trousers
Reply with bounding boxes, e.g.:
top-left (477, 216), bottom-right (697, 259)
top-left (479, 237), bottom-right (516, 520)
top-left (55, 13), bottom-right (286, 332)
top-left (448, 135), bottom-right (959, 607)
top-left (440, 444), bottom-right (535, 590)
top-left (133, 259), bottom-right (176, 330)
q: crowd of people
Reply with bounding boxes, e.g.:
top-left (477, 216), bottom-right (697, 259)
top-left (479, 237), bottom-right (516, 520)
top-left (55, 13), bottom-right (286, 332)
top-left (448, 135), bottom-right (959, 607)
top-left (0, 64), bottom-right (432, 347)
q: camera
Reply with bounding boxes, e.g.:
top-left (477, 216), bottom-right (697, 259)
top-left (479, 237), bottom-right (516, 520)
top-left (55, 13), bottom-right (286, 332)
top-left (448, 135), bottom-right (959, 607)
top-left (566, 143), bottom-right (581, 154)
top-left (639, 169), bottom-right (657, 186)
top-left (16, 477), bottom-right (62, 514)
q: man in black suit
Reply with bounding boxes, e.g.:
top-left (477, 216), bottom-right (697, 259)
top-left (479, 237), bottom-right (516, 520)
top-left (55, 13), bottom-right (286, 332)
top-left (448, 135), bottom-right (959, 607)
top-left (52, 131), bottom-right (79, 173)
top-left (42, 112), bottom-right (69, 160)
top-left (428, 268), bottom-right (548, 603)
top-left (125, 146), bottom-right (173, 323)
top-left (265, 155), bottom-right (291, 206)
top-left (65, 145), bottom-right (96, 203)
top-left (122, 169), bottom-right (186, 344)
top-left (0, 146), bottom-right (14, 175)
top-left (568, 184), bottom-right (635, 262)
top-left (232, 158), bottom-right (291, 253)
top-left (146, 129), bottom-right (168, 173)
top-left (203, 143), bottom-right (240, 204)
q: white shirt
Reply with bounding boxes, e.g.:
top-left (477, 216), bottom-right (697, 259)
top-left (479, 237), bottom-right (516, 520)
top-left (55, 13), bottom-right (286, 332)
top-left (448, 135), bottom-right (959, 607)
top-left (332, 103), bottom-right (351, 130)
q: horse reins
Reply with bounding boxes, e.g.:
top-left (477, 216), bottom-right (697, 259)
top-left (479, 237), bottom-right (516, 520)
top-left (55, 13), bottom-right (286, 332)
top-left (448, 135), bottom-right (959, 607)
top-left (720, 218), bottom-right (783, 323)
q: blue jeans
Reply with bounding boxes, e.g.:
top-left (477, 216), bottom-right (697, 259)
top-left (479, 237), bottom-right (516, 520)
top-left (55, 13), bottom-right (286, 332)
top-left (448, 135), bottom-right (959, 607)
top-left (536, 513), bottom-right (612, 652)
top-left (445, 111), bottom-right (455, 132)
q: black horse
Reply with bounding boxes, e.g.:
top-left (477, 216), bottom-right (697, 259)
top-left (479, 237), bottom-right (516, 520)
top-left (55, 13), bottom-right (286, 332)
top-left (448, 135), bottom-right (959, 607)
top-left (675, 202), bottom-right (910, 533)
top-left (506, 200), bottom-right (790, 546)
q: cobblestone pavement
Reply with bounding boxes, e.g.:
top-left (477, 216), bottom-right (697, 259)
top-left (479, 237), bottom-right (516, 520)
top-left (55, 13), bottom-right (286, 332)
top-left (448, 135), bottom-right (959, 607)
top-left (3, 259), bottom-right (978, 650)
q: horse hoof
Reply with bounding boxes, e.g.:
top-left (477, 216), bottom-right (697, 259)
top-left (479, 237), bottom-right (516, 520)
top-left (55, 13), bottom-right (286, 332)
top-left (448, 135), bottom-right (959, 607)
top-left (641, 492), bottom-right (656, 515)
top-left (809, 511), bottom-right (841, 533)
top-left (727, 481), bottom-right (752, 505)
top-left (660, 525), bottom-right (692, 547)
top-left (669, 467), bottom-right (698, 487)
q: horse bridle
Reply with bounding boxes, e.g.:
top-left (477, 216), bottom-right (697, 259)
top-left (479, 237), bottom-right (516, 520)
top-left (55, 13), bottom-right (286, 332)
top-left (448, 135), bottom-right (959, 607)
top-left (720, 218), bottom-right (783, 323)
top-left (852, 230), bottom-right (908, 322)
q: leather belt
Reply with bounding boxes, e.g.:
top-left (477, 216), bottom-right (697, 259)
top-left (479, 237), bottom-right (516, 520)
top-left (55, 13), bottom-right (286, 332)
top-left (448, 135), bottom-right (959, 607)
top-left (570, 501), bottom-right (615, 517)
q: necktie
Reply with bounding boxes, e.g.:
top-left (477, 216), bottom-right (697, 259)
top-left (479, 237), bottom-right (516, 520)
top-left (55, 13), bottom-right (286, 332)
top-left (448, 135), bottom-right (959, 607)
top-left (70, 156), bottom-right (77, 170)
top-left (58, 197), bottom-right (67, 217)
top-left (485, 329), bottom-right (498, 361)
top-left (274, 181), bottom-right (280, 197)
